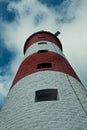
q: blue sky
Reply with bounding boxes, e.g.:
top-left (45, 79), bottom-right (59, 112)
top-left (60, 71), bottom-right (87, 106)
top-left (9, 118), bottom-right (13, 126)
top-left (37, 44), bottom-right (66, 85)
top-left (0, 0), bottom-right (87, 110)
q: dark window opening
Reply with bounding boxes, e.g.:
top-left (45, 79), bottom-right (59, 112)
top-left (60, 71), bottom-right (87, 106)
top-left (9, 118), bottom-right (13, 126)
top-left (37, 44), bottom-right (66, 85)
top-left (37, 63), bottom-right (52, 69)
top-left (38, 36), bottom-right (45, 38)
top-left (38, 42), bottom-right (47, 45)
top-left (35, 89), bottom-right (58, 102)
top-left (38, 50), bottom-right (48, 53)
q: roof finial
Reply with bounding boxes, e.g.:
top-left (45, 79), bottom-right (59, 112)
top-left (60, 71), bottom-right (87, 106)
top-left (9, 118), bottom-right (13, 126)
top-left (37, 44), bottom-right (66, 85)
top-left (54, 31), bottom-right (60, 36)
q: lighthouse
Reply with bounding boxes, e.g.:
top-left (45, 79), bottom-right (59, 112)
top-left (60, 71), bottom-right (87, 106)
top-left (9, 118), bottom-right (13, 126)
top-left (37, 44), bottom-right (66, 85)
top-left (0, 31), bottom-right (87, 130)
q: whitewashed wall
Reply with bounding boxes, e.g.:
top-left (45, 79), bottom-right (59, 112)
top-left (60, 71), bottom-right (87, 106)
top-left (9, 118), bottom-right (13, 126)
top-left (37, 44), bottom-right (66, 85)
top-left (0, 71), bottom-right (87, 130)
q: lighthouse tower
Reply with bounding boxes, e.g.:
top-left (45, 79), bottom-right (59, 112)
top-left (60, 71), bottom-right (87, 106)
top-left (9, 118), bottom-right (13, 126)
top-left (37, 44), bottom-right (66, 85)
top-left (0, 31), bottom-right (87, 130)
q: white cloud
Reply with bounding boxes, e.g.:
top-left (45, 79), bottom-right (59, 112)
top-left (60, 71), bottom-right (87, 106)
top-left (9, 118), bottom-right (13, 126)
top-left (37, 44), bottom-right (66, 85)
top-left (0, 76), bottom-right (10, 96)
top-left (0, 83), bottom-right (7, 96)
top-left (0, 0), bottom-right (87, 100)
top-left (59, 0), bottom-right (87, 88)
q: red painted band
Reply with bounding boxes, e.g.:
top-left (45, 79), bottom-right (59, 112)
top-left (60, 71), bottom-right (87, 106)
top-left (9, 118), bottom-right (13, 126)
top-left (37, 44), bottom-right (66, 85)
top-left (11, 52), bottom-right (81, 88)
top-left (24, 31), bottom-right (62, 54)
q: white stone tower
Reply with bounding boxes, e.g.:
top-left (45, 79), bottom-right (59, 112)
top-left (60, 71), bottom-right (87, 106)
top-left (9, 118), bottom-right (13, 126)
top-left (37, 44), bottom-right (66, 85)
top-left (0, 31), bottom-right (87, 130)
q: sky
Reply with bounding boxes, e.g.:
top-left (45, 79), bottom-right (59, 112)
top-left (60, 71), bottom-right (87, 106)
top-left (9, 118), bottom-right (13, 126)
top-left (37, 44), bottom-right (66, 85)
top-left (0, 0), bottom-right (87, 109)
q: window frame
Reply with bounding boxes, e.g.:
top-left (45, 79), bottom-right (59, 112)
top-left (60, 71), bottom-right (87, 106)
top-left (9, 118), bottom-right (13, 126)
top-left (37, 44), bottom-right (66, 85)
top-left (38, 50), bottom-right (48, 53)
top-left (38, 36), bottom-right (45, 38)
top-left (38, 42), bottom-right (47, 45)
top-left (37, 63), bottom-right (52, 69)
top-left (35, 89), bottom-right (58, 102)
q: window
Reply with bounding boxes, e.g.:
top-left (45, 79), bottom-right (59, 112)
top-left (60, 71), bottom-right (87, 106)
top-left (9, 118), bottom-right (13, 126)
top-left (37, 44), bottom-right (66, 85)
top-left (38, 42), bottom-right (47, 45)
top-left (35, 89), bottom-right (58, 102)
top-left (38, 50), bottom-right (48, 53)
top-left (38, 36), bottom-right (45, 38)
top-left (37, 63), bottom-right (52, 69)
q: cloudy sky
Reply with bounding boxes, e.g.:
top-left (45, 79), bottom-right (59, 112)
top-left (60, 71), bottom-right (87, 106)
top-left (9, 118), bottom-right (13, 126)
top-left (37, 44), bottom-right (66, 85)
top-left (0, 0), bottom-right (87, 109)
